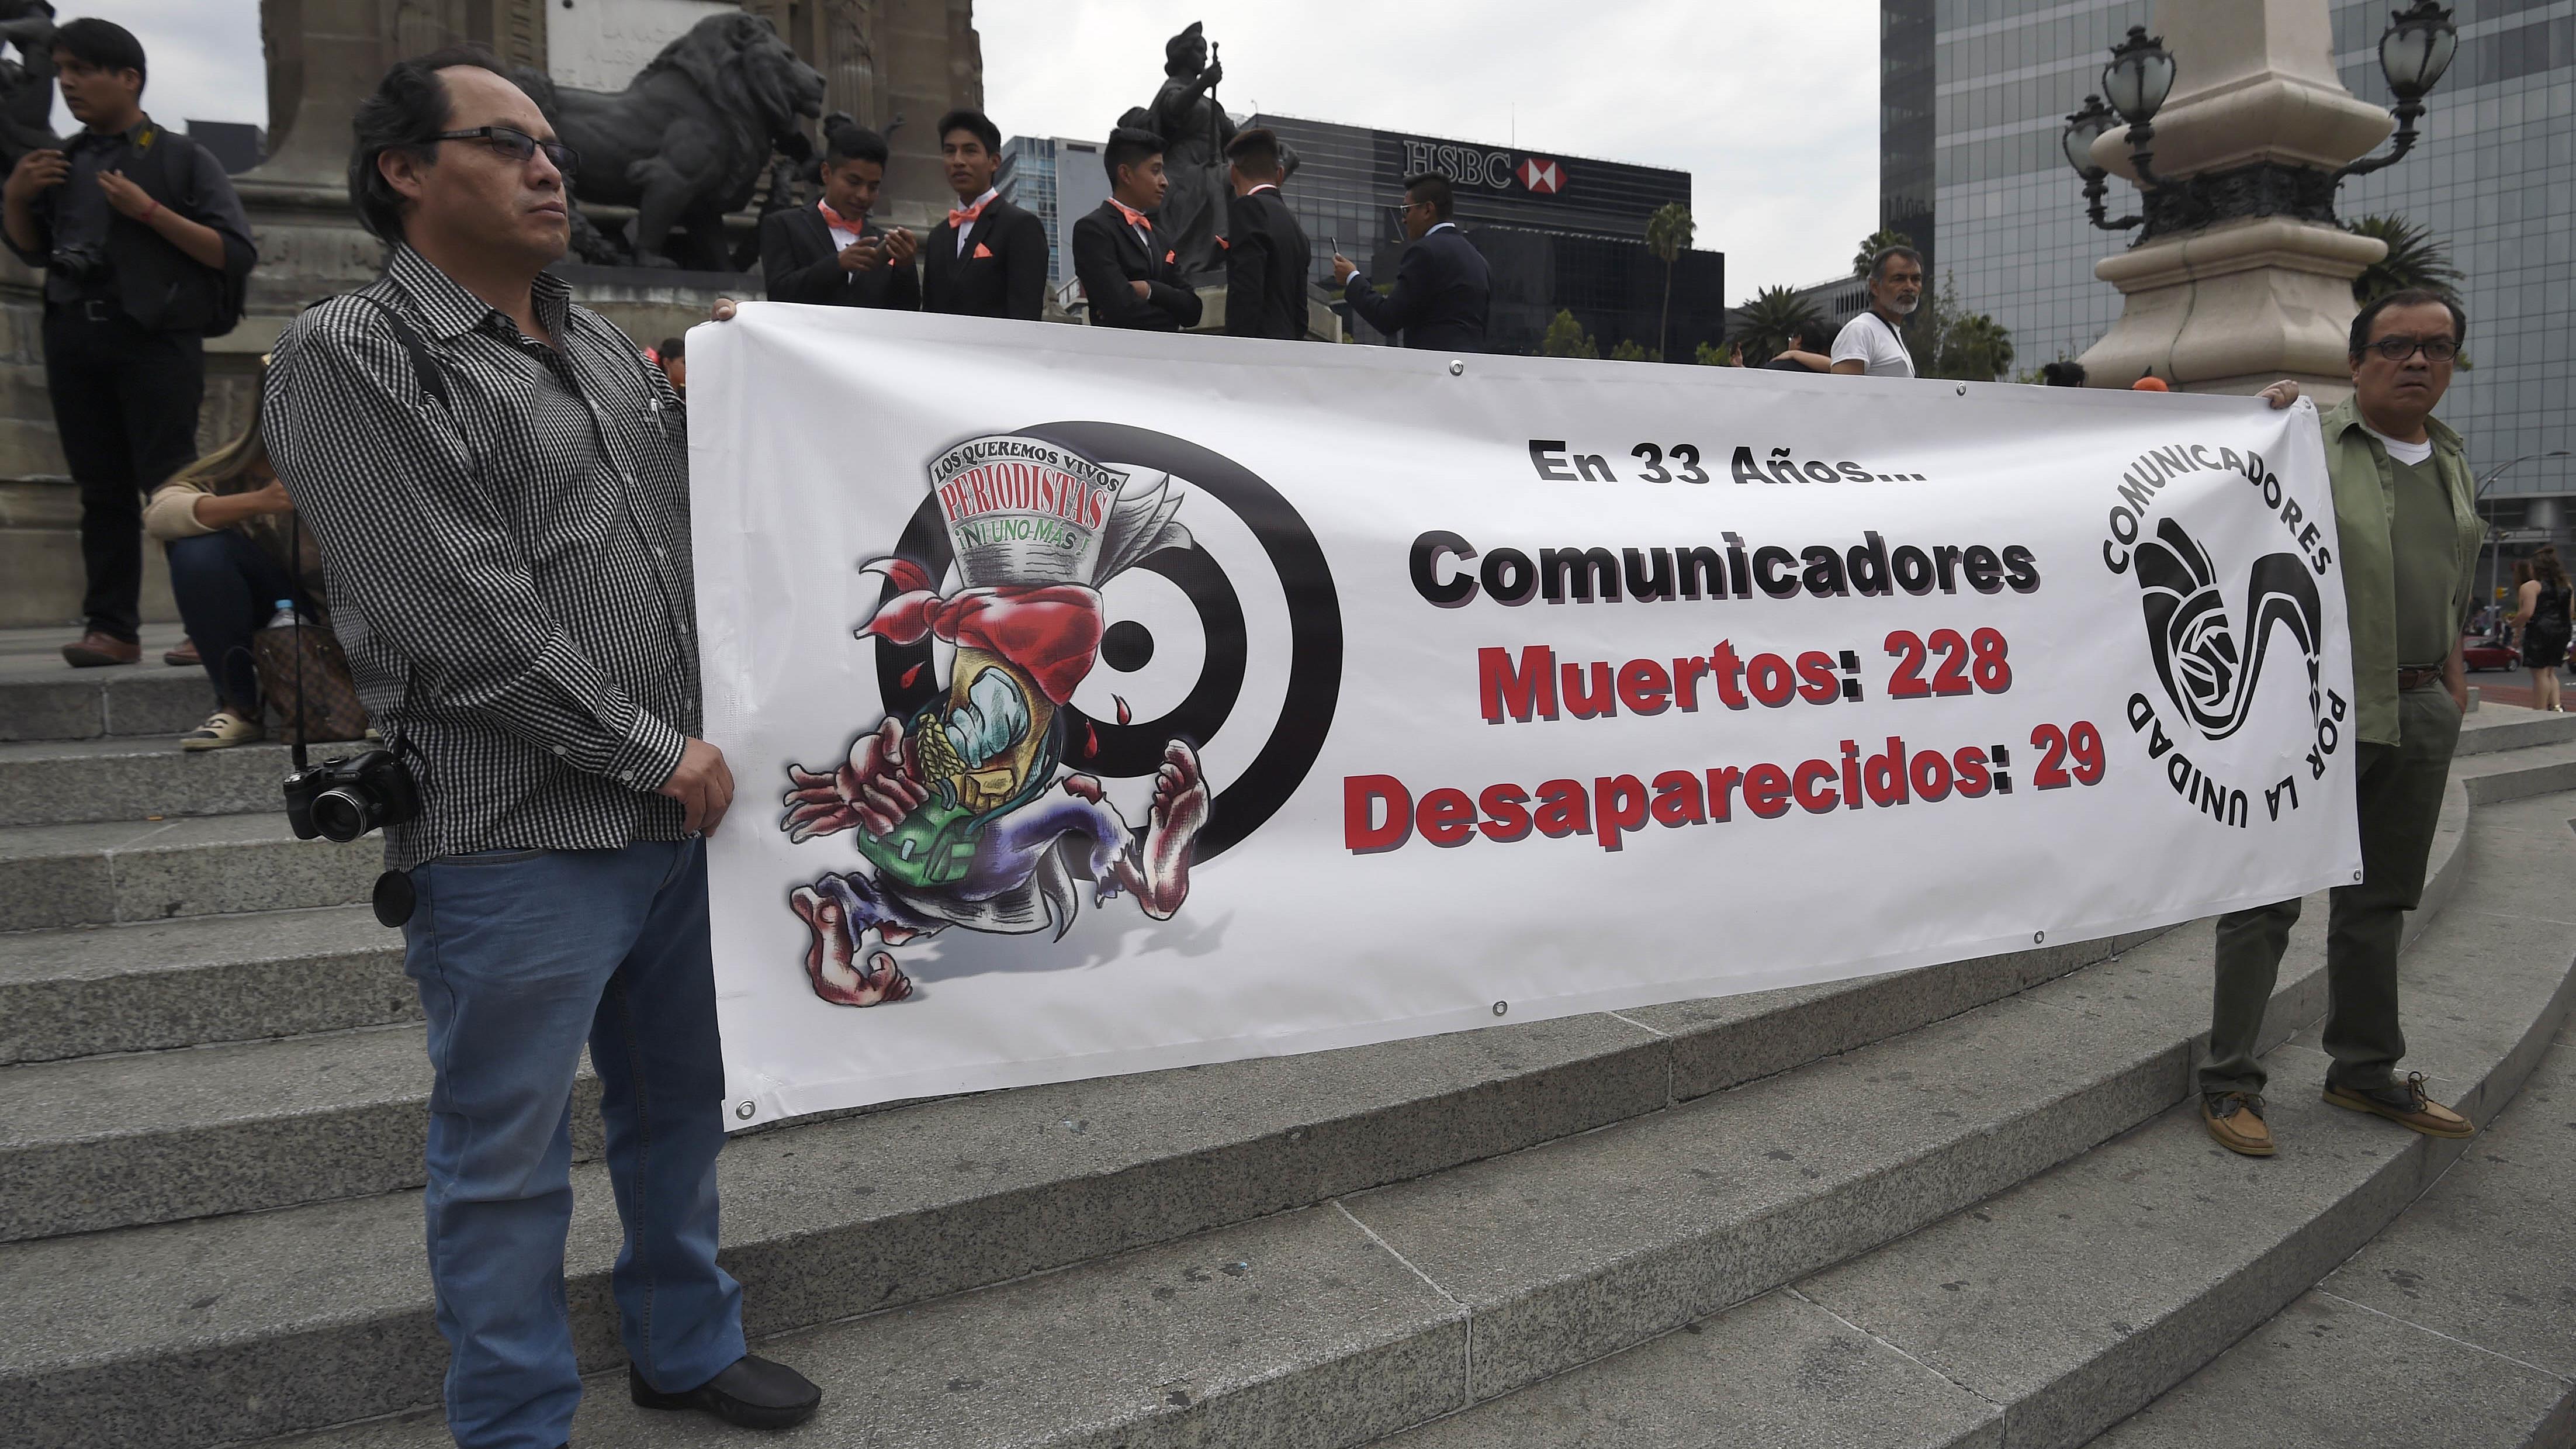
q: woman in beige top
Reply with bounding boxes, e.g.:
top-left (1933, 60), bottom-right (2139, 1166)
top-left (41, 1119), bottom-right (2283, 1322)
top-left (144, 368), bottom-right (324, 749)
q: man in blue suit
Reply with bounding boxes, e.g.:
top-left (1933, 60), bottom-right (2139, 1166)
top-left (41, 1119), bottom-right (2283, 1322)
top-left (1331, 172), bottom-right (1489, 352)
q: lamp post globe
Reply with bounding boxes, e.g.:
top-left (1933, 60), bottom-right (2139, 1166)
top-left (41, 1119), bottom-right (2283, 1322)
top-left (2102, 25), bottom-right (2176, 125)
top-left (2061, 94), bottom-right (2114, 178)
top-left (2378, 0), bottom-right (2459, 100)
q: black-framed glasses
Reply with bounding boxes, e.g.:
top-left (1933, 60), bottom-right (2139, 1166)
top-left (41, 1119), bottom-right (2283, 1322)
top-left (432, 126), bottom-right (579, 177)
top-left (2367, 334), bottom-right (2459, 362)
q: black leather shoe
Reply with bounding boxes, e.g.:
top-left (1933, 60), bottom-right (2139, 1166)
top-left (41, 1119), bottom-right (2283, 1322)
top-left (629, 1355), bottom-right (822, 1430)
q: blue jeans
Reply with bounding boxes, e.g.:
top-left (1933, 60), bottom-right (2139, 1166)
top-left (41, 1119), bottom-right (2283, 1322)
top-left (163, 529), bottom-right (312, 716)
top-left (404, 837), bottom-right (745, 1449)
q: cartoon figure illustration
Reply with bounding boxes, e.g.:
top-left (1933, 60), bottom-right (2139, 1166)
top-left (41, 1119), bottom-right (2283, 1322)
top-left (778, 434), bottom-right (1213, 1005)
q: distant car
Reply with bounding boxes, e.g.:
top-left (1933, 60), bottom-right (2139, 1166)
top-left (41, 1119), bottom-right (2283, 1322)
top-left (2461, 634), bottom-right (2519, 672)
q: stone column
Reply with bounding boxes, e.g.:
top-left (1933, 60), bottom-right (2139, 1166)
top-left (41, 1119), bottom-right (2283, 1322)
top-left (2076, 0), bottom-right (2393, 400)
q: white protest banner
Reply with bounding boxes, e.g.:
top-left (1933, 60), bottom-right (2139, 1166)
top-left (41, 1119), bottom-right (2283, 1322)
top-left (687, 306), bottom-right (2358, 1125)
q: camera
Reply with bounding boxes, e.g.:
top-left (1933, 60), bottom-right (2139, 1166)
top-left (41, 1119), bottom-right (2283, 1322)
top-left (47, 243), bottom-right (106, 282)
top-left (283, 748), bottom-right (421, 843)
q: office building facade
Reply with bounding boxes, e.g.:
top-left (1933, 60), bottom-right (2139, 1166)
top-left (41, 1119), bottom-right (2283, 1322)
top-left (1248, 114), bottom-right (1726, 357)
top-left (999, 134), bottom-right (1112, 285)
top-left (1887, 0), bottom-right (2575, 528)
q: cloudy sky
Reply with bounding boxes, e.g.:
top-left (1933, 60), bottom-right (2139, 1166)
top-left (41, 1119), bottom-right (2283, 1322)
top-left (63, 1), bottom-right (1876, 302)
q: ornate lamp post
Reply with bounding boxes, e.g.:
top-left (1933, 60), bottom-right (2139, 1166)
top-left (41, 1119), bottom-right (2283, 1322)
top-left (2068, 0), bottom-right (2459, 396)
top-left (2064, 3), bottom-right (2457, 239)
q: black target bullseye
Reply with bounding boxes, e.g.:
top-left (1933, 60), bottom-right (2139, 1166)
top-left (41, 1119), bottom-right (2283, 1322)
top-left (1100, 619), bottom-right (1155, 672)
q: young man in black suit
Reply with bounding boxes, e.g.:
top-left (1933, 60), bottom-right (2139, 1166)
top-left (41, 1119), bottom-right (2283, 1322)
top-left (1221, 128), bottom-right (1308, 341)
top-left (1332, 173), bottom-right (1491, 352)
top-left (920, 108), bottom-right (1045, 321)
top-left (759, 122), bottom-right (919, 310)
top-left (1070, 126), bottom-right (1200, 332)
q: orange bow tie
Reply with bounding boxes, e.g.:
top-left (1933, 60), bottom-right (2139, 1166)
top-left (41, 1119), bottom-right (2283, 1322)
top-left (819, 200), bottom-right (864, 232)
top-left (1111, 200), bottom-right (1153, 231)
top-left (948, 197), bottom-right (992, 230)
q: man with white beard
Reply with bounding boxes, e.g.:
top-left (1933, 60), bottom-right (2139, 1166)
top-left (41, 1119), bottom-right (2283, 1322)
top-left (1830, 245), bottom-right (1923, 378)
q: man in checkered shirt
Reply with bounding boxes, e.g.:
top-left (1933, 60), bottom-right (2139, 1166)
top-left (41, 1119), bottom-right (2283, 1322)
top-left (264, 48), bottom-right (819, 1447)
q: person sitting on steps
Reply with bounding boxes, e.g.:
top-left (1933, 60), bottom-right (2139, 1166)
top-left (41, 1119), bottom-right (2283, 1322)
top-left (143, 357), bottom-right (330, 751)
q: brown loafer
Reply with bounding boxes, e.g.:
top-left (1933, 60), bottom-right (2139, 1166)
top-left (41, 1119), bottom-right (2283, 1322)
top-left (61, 631), bottom-right (140, 666)
top-left (163, 638), bottom-right (200, 667)
top-left (2201, 1091), bottom-right (2275, 1156)
top-left (2324, 1072), bottom-right (2475, 1138)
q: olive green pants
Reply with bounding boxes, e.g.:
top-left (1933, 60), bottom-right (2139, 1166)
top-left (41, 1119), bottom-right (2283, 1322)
top-left (2202, 684), bottom-right (2461, 1097)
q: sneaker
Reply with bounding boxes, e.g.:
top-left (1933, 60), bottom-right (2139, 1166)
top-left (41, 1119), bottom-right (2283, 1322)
top-left (179, 709), bottom-right (265, 752)
top-left (61, 631), bottom-right (140, 667)
top-left (2323, 1072), bottom-right (2475, 1139)
top-left (2201, 1091), bottom-right (2274, 1157)
top-left (163, 638), bottom-right (200, 667)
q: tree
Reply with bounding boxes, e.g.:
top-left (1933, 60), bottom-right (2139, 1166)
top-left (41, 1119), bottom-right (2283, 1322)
top-left (1852, 227), bottom-right (1915, 279)
top-left (1540, 308), bottom-right (1598, 359)
top-left (1902, 271), bottom-right (2017, 382)
top-left (2345, 213), bottom-right (2463, 306)
top-left (1730, 285), bottom-right (1827, 367)
top-left (1695, 340), bottom-right (1734, 366)
top-left (1609, 338), bottom-right (1657, 362)
top-left (1645, 202), bottom-right (1695, 363)
top-left (1936, 312), bottom-right (2016, 382)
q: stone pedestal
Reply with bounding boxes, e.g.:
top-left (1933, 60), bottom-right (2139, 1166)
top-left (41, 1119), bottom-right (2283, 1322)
top-left (2076, 0), bottom-right (2393, 400)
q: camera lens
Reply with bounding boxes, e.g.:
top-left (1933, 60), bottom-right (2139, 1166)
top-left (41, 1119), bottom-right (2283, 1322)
top-left (310, 787), bottom-right (380, 843)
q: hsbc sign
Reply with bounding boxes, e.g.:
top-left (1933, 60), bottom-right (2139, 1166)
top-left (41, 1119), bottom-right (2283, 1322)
top-left (1402, 137), bottom-right (1573, 198)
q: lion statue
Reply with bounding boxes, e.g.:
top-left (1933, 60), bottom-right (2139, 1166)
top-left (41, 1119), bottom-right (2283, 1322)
top-left (516, 12), bottom-right (824, 271)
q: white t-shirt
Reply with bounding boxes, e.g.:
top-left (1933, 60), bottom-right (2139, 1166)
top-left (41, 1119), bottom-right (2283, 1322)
top-left (1830, 310), bottom-right (1914, 378)
top-left (2362, 422), bottom-right (2435, 466)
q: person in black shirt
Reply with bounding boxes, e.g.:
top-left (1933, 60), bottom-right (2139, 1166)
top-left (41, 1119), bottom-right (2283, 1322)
top-left (758, 120), bottom-right (919, 311)
top-left (1331, 172), bottom-right (1489, 352)
top-left (2, 19), bottom-right (255, 668)
top-left (1071, 126), bottom-right (1200, 332)
top-left (1220, 127), bottom-right (1308, 341)
top-left (920, 108), bottom-right (1045, 321)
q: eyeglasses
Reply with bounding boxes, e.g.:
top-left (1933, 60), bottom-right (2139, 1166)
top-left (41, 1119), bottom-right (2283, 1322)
top-left (2366, 334), bottom-right (2459, 362)
top-left (431, 126), bottom-right (579, 177)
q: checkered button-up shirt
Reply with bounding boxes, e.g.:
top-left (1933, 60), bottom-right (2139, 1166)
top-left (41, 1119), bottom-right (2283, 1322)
top-left (265, 245), bottom-right (698, 870)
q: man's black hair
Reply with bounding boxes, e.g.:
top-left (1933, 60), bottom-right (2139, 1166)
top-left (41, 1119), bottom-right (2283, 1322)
top-left (1403, 172), bottom-right (1455, 220)
top-left (657, 335), bottom-right (685, 359)
top-left (52, 18), bottom-right (146, 94)
top-left (2349, 288), bottom-right (2467, 360)
top-left (825, 122), bottom-right (889, 168)
top-left (935, 108), bottom-right (1001, 154)
top-left (347, 44), bottom-right (512, 244)
top-left (1868, 244), bottom-right (1924, 282)
top-left (2040, 359), bottom-right (2088, 387)
top-left (1102, 126), bottom-right (1164, 186)
top-left (1224, 127), bottom-right (1282, 180)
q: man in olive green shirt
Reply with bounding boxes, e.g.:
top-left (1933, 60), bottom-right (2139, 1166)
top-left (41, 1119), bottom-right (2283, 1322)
top-left (2201, 289), bottom-right (2483, 1158)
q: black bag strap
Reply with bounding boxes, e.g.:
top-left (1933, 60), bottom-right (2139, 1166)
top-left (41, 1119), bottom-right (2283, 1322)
top-left (328, 292), bottom-right (452, 409)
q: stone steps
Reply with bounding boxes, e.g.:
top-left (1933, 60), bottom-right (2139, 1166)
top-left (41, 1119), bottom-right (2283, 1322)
top-left (0, 627), bottom-right (205, 742)
top-left (0, 905), bottom-right (408, 1065)
top-left (0, 734), bottom-right (296, 827)
top-left (1363, 789), bottom-right (2576, 1449)
top-left (2090, 1004), bottom-right (2576, 1441)
top-left (0, 811), bottom-right (380, 931)
top-left (205, 763), bottom-right (2570, 1449)
top-left (0, 922), bottom-right (2160, 1447)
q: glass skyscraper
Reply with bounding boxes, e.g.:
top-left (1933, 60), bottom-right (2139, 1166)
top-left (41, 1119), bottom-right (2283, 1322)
top-left (999, 136), bottom-right (1112, 285)
top-left (1889, 0), bottom-right (2574, 529)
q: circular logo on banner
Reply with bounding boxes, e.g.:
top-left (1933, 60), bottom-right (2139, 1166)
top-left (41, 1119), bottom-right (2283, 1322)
top-left (2099, 436), bottom-right (2342, 832)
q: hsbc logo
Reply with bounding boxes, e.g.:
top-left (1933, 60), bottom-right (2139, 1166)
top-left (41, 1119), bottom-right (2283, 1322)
top-left (1517, 157), bottom-right (1566, 194)
top-left (1400, 138), bottom-right (1573, 199)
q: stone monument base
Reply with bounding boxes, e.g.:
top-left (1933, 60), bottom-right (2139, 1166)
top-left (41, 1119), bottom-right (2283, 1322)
top-left (2078, 216), bottom-right (2379, 402)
